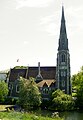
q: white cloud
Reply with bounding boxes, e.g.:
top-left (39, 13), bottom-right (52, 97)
top-left (40, 6), bottom-right (83, 36)
top-left (16, 0), bottom-right (54, 9)
top-left (66, 6), bottom-right (83, 26)
top-left (40, 11), bottom-right (60, 36)
top-left (23, 41), bottom-right (28, 45)
top-left (40, 15), bottom-right (56, 35)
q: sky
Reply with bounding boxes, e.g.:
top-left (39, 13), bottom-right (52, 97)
top-left (0, 0), bottom-right (83, 75)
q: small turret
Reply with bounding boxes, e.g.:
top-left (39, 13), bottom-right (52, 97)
top-left (36, 62), bottom-right (43, 83)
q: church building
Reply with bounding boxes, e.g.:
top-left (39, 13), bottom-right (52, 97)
top-left (8, 6), bottom-right (72, 99)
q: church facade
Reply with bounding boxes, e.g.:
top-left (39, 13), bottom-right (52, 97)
top-left (8, 6), bottom-right (72, 99)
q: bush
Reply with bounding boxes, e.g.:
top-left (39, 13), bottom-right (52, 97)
top-left (0, 81), bottom-right (9, 103)
top-left (18, 77), bottom-right (41, 110)
top-left (49, 89), bottom-right (75, 111)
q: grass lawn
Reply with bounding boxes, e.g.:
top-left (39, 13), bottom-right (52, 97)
top-left (0, 105), bottom-right (63, 120)
top-left (0, 111), bottom-right (63, 120)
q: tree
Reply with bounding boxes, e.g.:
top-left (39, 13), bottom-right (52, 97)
top-left (72, 66), bottom-right (83, 109)
top-left (72, 66), bottom-right (83, 87)
top-left (50, 89), bottom-right (74, 111)
top-left (0, 81), bottom-right (9, 103)
top-left (18, 77), bottom-right (41, 110)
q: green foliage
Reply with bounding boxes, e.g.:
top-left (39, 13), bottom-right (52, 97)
top-left (0, 81), bottom-right (9, 103)
top-left (72, 66), bottom-right (83, 87)
top-left (50, 89), bottom-right (75, 111)
top-left (4, 97), bottom-right (18, 105)
top-left (0, 111), bottom-right (63, 120)
top-left (71, 66), bottom-right (83, 109)
top-left (14, 66), bottom-right (28, 69)
top-left (18, 77), bottom-right (41, 110)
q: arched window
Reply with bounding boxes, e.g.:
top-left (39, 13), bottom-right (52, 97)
top-left (43, 88), bottom-right (49, 94)
top-left (62, 80), bottom-right (65, 87)
top-left (16, 85), bottom-right (19, 93)
top-left (61, 54), bottom-right (65, 62)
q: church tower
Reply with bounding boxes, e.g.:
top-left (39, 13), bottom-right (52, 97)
top-left (56, 6), bottom-right (71, 94)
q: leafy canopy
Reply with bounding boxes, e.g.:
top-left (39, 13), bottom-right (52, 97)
top-left (0, 81), bottom-right (9, 102)
top-left (72, 66), bottom-right (83, 109)
top-left (50, 89), bottom-right (74, 111)
top-left (72, 66), bottom-right (83, 88)
top-left (18, 77), bottom-right (41, 109)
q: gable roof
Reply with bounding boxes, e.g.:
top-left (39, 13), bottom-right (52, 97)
top-left (9, 66), bottom-right (56, 82)
top-left (28, 66), bottom-right (56, 79)
top-left (37, 79), bottom-right (56, 87)
top-left (9, 69), bottom-right (27, 82)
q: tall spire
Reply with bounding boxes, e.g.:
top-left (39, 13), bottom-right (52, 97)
top-left (61, 5), bottom-right (65, 22)
top-left (58, 6), bottom-right (68, 51)
top-left (56, 6), bottom-right (71, 94)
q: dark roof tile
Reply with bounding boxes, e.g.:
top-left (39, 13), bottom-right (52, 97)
top-left (9, 66), bottom-right (56, 82)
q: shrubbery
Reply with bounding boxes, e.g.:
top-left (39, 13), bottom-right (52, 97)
top-left (49, 89), bottom-right (75, 111)
top-left (72, 66), bottom-right (83, 110)
top-left (18, 77), bottom-right (41, 110)
top-left (0, 81), bottom-right (9, 103)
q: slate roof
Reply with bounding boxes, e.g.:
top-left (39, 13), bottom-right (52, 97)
top-left (28, 66), bottom-right (56, 79)
top-left (9, 69), bottom-right (27, 82)
top-left (9, 66), bottom-right (56, 82)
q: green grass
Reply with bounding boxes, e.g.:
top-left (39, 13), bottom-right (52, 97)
top-left (0, 111), bottom-right (63, 120)
top-left (0, 105), bottom-right (63, 120)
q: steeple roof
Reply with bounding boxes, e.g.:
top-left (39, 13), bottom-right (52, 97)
top-left (58, 6), bottom-right (68, 51)
top-left (36, 62), bottom-right (43, 83)
top-left (61, 6), bottom-right (65, 22)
